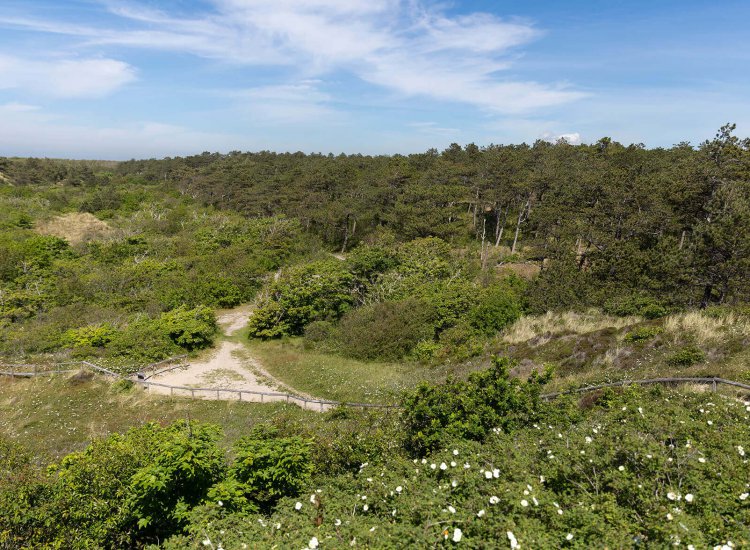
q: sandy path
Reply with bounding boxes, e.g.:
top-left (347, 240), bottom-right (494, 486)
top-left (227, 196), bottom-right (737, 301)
top-left (145, 306), bottom-right (328, 408)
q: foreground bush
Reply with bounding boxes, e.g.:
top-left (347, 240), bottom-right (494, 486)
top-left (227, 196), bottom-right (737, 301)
top-left (402, 356), bottom-right (553, 455)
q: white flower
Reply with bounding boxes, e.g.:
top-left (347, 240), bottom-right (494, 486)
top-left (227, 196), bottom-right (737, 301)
top-left (666, 513), bottom-right (673, 520)
top-left (685, 493), bottom-right (694, 503)
top-left (448, 505), bottom-right (456, 514)
top-left (308, 536), bottom-right (319, 549)
top-left (532, 497), bottom-right (539, 506)
top-left (295, 502), bottom-right (303, 511)
top-left (217, 500), bottom-right (223, 507)
top-left (202, 539), bottom-right (211, 547)
top-left (490, 496), bottom-right (500, 504)
top-left (739, 493), bottom-right (749, 500)
top-left (451, 461), bottom-right (457, 467)
top-left (335, 518), bottom-right (342, 526)
top-left (585, 436), bottom-right (592, 443)
top-left (362, 504), bottom-right (369, 511)
top-left (453, 449), bottom-right (459, 455)
top-left (477, 509), bottom-right (485, 517)
top-left (431, 463), bottom-right (437, 470)
top-left (440, 462), bottom-right (448, 470)
top-left (493, 468), bottom-right (500, 478)
top-left (707, 420), bottom-right (714, 426)
top-left (698, 457), bottom-right (706, 463)
top-left (557, 509), bottom-right (564, 515)
top-left (507, 531), bottom-right (519, 549)
top-left (566, 533), bottom-right (574, 541)
top-left (421, 458), bottom-right (427, 464)
top-left (463, 463), bottom-right (471, 469)
top-left (618, 465), bottom-right (625, 471)
top-left (396, 486), bottom-right (403, 493)
top-left (484, 471), bottom-right (493, 479)
top-left (452, 528), bottom-right (463, 542)
top-left (310, 494), bottom-right (317, 503)
top-left (667, 492), bottom-right (677, 501)
top-left (520, 499), bottom-right (529, 507)
top-left (451, 480), bottom-right (458, 488)
top-left (738, 446), bottom-right (746, 457)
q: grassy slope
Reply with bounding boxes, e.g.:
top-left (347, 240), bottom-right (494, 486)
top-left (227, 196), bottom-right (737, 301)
top-left (0, 375), bottom-right (312, 462)
top-left (248, 337), bottom-right (436, 404)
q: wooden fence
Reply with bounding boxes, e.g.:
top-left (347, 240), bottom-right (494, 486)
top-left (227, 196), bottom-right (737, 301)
top-left (0, 359), bottom-right (399, 412)
top-left (541, 376), bottom-right (750, 399)
top-left (2, 361), bottom-right (748, 411)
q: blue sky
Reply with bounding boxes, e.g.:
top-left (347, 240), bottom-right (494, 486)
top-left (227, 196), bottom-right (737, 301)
top-left (0, 0), bottom-right (748, 159)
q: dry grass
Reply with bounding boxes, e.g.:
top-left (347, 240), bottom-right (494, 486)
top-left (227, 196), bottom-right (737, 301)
top-left (664, 311), bottom-right (750, 345)
top-left (502, 310), bottom-right (641, 345)
top-left (36, 212), bottom-right (113, 244)
top-left (496, 262), bottom-right (541, 280)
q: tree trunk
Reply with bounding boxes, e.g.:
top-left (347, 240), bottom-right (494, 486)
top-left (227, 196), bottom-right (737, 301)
top-left (495, 204), bottom-right (509, 247)
top-left (678, 230), bottom-right (687, 250)
top-left (511, 199), bottom-right (530, 254)
top-left (480, 216), bottom-right (488, 270)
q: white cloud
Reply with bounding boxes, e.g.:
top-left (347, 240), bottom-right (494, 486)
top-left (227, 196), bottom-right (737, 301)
top-left (0, 55), bottom-right (136, 98)
top-left (542, 132), bottom-right (582, 144)
top-left (0, 1), bottom-right (584, 112)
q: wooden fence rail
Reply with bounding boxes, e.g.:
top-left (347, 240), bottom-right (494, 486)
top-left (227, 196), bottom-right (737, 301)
top-left (2, 361), bottom-right (749, 412)
top-left (541, 376), bottom-right (750, 399)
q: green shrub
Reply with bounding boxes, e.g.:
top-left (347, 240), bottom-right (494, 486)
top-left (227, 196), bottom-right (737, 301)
top-left (668, 345), bottom-right (706, 366)
top-left (468, 283), bottom-right (524, 335)
top-left (337, 298), bottom-right (436, 361)
top-left (63, 323), bottom-right (116, 349)
top-left (624, 325), bottom-right (664, 342)
top-left (248, 260), bottom-right (355, 339)
top-left (221, 428), bottom-right (313, 512)
top-left (411, 339), bottom-right (441, 362)
top-left (157, 305), bottom-right (217, 350)
top-left (402, 356), bottom-right (553, 455)
top-left (604, 294), bottom-right (668, 319)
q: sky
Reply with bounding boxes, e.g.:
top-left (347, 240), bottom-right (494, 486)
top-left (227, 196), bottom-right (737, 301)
top-left (0, 0), bottom-right (749, 159)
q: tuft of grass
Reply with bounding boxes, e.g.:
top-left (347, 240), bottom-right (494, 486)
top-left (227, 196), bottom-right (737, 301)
top-left (501, 310), bottom-right (640, 345)
top-left (664, 311), bottom-right (750, 345)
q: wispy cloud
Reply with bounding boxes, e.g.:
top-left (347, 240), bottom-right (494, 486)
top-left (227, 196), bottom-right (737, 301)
top-left (0, 105), bottom-right (244, 159)
top-left (0, 54), bottom-right (136, 98)
top-left (0, 1), bottom-right (584, 113)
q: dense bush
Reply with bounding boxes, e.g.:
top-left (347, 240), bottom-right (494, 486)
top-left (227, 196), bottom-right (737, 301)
top-left (604, 294), bottom-right (669, 319)
top-left (336, 298), bottom-right (436, 360)
top-left (248, 260), bottom-right (355, 339)
top-left (468, 279), bottom-right (525, 335)
top-left (402, 356), bottom-right (554, 455)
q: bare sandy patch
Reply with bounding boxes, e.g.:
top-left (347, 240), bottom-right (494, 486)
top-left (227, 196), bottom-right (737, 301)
top-left (145, 305), bottom-right (328, 408)
top-left (37, 212), bottom-right (113, 244)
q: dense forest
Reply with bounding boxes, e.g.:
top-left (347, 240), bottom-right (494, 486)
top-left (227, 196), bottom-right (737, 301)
top-left (1, 126), bottom-right (750, 548)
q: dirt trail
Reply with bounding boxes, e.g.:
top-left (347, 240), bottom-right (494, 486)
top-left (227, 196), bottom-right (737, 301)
top-left (146, 305), bottom-right (323, 407)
